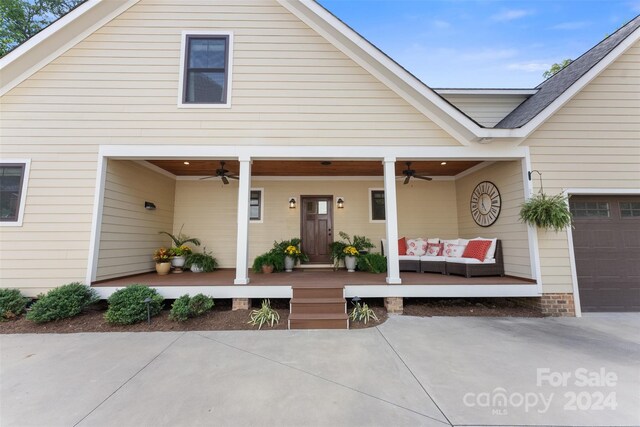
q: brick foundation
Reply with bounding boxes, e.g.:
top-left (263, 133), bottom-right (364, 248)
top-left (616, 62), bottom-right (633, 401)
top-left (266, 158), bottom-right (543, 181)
top-left (232, 298), bottom-right (252, 311)
top-left (510, 293), bottom-right (576, 317)
top-left (384, 297), bottom-right (404, 315)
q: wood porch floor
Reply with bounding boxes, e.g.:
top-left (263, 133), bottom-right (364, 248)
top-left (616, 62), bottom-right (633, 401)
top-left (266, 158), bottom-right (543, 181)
top-left (92, 269), bottom-right (534, 287)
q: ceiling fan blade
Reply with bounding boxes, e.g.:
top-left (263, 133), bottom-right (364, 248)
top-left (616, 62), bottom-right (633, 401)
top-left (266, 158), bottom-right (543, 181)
top-left (227, 175), bottom-right (239, 180)
top-left (403, 175), bottom-right (411, 185)
top-left (200, 176), bottom-right (216, 180)
top-left (221, 176), bottom-right (229, 185)
top-left (414, 175), bottom-right (433, 181)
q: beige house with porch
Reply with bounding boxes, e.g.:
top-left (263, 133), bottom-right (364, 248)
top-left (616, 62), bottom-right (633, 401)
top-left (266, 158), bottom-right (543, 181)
top-left (1, 0), bottom-right (638, 319)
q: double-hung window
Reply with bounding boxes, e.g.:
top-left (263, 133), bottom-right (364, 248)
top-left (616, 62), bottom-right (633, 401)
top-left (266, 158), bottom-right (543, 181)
top-left (180, 32), bottom-right (233, 107)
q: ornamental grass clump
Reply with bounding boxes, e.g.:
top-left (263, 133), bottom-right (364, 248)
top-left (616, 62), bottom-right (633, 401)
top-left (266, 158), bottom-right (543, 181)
top-left (349, 300), bottom-right (379, 324)
top-left (26, 283), bottom-right (99, 323)
top-left (105, 285), bottom-right (164, 325)
top-left (519, 193), bottom-right (572, 232)
top-left (0, 288), bottom-right (29, 320)
top-left (248, 299), bottom-right (280, 329)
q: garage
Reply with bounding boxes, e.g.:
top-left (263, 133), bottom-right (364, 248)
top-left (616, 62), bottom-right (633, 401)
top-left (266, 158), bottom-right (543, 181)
top-left (570, 196), bottom-right (640, 312)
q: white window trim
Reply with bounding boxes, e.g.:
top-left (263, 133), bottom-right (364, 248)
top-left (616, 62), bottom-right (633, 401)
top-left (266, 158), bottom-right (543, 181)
top-left (0, 158), bottom-right (31, 227)
top-left (368, 188), bottom-right (385, 223)
top-left (250, 187), bottom-right (264, 223)
top-left (178, 30), bottom-right (234, 109)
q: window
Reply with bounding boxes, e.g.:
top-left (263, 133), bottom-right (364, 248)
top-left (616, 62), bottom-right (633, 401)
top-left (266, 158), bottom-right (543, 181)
top-left (620, 202), bottom-right (640, 218)
top-left (570, 201), bottom-right (610, 218)
top-left (180, 32), bottom-right (233, 107)
top-left (370, 189), bottom-right (385, 221)
top-left (0, 161), bottom-right (29, 226)
top-left (250, 189), bottom-right (263, 222)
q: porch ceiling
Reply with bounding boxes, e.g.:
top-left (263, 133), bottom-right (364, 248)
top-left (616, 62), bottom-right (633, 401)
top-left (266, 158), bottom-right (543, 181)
top-left (147, 160), bottom-right (482, 177)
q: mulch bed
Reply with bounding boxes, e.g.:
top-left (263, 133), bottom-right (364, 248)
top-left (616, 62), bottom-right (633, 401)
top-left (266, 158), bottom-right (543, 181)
top-left (403, 297), bottom-right (544, 317)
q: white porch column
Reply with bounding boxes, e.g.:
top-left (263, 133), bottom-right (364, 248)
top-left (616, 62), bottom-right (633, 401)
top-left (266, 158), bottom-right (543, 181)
top-left (383, 157), bottom-right (402, 284)
top-left (234, 157), bottom-right (252, 285)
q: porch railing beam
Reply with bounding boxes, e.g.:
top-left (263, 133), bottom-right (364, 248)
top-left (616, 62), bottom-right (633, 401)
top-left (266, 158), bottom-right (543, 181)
top-left (234, 157), bottom-right (252, 285)
top-left (383, 157), bottom-right (402, 284)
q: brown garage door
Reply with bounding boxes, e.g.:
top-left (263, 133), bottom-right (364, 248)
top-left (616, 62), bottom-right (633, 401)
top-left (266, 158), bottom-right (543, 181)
top-left (570, 196), bottom-right (640, 312)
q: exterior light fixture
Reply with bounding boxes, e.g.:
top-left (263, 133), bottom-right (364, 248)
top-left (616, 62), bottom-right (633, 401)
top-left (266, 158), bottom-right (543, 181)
top-left (441, 161), bottom-right (447, 165)
top-left (289, 197), bottom-right (297, 209)
top-left (144, 201), bottom-right (156, 210)
top-left (336, 197), bottom-right (345, 209)
top-left (143, 297), bottom-right (152, 323)
top-left (183, 161), bottom-right (190, 165)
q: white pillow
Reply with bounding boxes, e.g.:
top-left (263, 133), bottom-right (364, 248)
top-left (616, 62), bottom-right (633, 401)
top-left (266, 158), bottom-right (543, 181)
top-left (426, 238), bottom-right (440, 244)
top-left (442, 239), bottom-right (459, 246)
top-left (472, 237), bottom-right (498, 260)
top-left (406, 238), bottom-right (427, 256)
top-left (443, 243), bottom-right (465, 257)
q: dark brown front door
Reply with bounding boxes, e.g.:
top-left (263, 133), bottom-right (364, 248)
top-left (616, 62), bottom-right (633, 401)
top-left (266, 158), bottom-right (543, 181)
top-left (570, 196), bottom-right (640, 312)
top-left (301, 196), bottom-right (333, 263)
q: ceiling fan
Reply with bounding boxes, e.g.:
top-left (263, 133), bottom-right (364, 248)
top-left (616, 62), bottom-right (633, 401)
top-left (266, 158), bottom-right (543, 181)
top-left (401, 161), bottom-right (433, 184)
top-left (200, 161), bottom-right (239, 184)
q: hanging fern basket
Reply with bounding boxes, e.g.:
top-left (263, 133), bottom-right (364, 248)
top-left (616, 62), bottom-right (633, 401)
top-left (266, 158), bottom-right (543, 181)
top-left (519, 193), bottom-right (572, 232)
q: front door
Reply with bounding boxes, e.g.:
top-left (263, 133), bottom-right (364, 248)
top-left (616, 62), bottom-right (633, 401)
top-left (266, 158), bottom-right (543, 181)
top-left (301, 196), bottom-right (333, 263)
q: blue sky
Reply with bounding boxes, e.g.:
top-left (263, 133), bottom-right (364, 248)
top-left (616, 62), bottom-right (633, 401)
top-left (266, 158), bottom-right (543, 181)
top-left (318, 0), bottom-right (639, 88)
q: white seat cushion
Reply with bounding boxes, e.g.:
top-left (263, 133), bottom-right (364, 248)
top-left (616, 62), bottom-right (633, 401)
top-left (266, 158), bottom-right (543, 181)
top-left (419, 255), bottom-right (446, 261)
top-left (426, 238), bottom-right (440, 244)
top-left (445, 257), bottom-right (496, 264)
top-left (399, 255), bottom-right (421, 261)
top-left (442, 239), bottom-right (459, 246)
top-left (471, 237), bottom-right (498, 260)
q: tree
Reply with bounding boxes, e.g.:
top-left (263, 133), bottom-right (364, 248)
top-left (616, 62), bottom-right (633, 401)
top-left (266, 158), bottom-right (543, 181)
top-left (1, 0), bottom-right (84, 56)
top-left (542, 59), bottom-right (572, 80)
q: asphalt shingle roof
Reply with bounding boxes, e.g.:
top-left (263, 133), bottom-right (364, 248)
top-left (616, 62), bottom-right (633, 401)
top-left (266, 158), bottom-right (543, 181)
top-left (495, 14), bottom-right (640, 129)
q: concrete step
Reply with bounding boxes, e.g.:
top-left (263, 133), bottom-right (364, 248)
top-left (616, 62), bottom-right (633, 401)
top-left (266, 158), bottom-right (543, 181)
top-left (288, 313), bottom-right (349, 330)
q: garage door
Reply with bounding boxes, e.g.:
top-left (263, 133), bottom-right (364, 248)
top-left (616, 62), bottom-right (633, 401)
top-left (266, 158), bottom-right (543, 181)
top-left (570, 196), bottom-right (640, 312)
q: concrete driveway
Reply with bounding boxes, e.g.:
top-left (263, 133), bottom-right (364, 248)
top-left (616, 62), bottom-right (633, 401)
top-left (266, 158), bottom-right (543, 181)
top-left (1, 314), bottom-right (639, 427)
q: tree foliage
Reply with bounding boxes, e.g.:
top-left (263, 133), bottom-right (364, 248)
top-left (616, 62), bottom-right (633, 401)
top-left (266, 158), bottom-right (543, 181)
top-left (542, 59), bottom-right (572, 80)
top-left (1, 0), bottom-right (84, 56)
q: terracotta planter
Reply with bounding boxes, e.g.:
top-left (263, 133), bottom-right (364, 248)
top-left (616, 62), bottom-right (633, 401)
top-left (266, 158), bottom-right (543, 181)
top-left (344, 256), bottom-right (357, 273)
top-left (284, 256), bottom-right (295, 272)
top-left (261, 264), bottom-right (274, 274)
top-left (155, 262), bottom-right (171, 275)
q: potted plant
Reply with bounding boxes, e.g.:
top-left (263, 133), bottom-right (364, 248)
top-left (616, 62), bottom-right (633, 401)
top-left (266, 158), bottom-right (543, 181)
top-left (169, 245), bottom-right (193, 271)
top-left (519, 193), bottom-right (572, 232)
top-left (343, 245), bottom-right (359, 272)
top-left (329, 232), bottom-right (375, 270)
top-left (252, 252), bottom-right (278, 274)
top-left (159, 226), bottom-right (201, 269)
top-left (283, 245), bottom-right (306, 272)
top-left (153, 247), bottom-right (172, 275)
top-left (185, 248), bottom-right (217, 273)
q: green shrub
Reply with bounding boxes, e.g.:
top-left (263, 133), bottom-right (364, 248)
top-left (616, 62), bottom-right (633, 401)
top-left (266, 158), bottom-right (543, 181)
top-left (0, 288), bottom-right (29, 320)
top-left (357, 253), bottom-right (388, 273)
top-left (26, 283), bottom-right (99, 323)
top-left (248, 299), bottom-right (280, 329)
top-left (169, 293), bottom-right (214, 322)
top-left (105, 285), bottom-right (164, 325)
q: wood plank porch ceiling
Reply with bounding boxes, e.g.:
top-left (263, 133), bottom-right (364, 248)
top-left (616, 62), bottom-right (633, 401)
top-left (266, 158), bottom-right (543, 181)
top-left (147, 160), bottom-right (482, 177)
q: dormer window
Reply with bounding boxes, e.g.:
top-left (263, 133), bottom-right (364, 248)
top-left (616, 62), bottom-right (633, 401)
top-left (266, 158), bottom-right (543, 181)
top-left (179, 32), bottom-right (233, 108)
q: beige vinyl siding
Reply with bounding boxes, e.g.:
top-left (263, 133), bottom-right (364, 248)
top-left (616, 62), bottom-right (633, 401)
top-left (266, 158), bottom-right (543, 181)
top-left (526, 40), bottom-right (640, 293)
top-left (95, 160), bottom-right (175, 281)
top-left (439, 94), bottom-right (529, 127)
top-left (173, 179), bottom-right (460, 268)
top-left (455, 161), bottom-right (532, 279)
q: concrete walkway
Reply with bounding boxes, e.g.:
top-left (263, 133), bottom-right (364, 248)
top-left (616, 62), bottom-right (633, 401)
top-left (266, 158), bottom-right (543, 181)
top-left (1, 315), bottom-right (639, 426)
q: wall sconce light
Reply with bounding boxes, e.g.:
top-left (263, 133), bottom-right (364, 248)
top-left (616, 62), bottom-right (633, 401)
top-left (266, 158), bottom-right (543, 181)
top-left (289, 197), bottom-right (297, 209)
top-left (144, 201), bottom-right (156, 210)
top-left (336, 197), bottom-right (345, 209)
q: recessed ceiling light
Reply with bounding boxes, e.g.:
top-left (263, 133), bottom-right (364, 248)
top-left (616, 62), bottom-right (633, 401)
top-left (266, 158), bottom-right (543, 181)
top-left (183, 161), bottom-right (190, 165)
top-left (441, 162), bottom-right (447, 165)
top-left (321, 161), bottom-right (332, 166)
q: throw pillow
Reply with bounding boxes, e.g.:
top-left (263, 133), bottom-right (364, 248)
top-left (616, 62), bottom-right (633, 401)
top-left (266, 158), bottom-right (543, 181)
top-left (472, 237), bottom-right (498, 259)
top-left (406, 238), bottom-right (427, 256)
top-left (425, 243), bottom-right (444, 256)
top-left (398, 237), bottom-right (407, 256)
top-left (426, 238), bottom-right (440, 244)
top-left (462, 240), bottom-right (492, 261)
top-left (443, 243), bottom-right (465, 257)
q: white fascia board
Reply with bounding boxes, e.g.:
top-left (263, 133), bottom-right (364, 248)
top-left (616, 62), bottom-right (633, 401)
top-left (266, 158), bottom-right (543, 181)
top-left (435, 89), bottom-right (538, 95)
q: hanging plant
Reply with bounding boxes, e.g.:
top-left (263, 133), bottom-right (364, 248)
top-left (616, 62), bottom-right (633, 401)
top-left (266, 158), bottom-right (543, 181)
top-left (519, 192), bottom-right (572, 232)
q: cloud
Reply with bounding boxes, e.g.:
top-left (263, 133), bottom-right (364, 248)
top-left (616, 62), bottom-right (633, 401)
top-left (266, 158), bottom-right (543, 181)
top-left (433, 20), bottom-right (451, 29)
top-left (507, 62), bottom-right (550, 72)
top-left (461, 48), bottom-right (518, 61)
top-left (491, 9), bottom-right (534, 22)
top-left (551, 21), bottom-right (590, 30)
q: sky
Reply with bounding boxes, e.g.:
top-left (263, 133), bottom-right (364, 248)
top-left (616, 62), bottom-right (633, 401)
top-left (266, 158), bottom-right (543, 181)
top-left (318, 0), bottom-right (640, 88)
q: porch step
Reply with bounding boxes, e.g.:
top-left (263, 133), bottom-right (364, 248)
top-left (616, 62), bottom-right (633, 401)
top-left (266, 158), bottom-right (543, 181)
top-left (290, 298), bottom-right (346, 314)
top-left (288, 313), bottom-right (349, 330)
top-left (289, 285), bottom-right (348, 330)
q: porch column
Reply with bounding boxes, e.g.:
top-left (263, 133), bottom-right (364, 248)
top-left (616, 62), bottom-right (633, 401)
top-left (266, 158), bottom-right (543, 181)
top-left (234, 156), bottom-right (252, 285)
top-left (383, 157), bottom-right (402, 284)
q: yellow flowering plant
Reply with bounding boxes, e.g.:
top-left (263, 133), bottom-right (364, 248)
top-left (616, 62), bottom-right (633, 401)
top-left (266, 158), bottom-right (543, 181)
top-left (284, 245), bottom-right (301, 256)
top-left (170, 245), bottom-right (193, 257)
top-left (343, 246), bottom-right (359, 257)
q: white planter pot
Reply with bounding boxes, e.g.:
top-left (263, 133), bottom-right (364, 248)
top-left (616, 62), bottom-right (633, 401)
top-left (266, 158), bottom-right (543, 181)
top-left (190, 264), bottom-right (204, 273)
top-left (344, 256), bottom-right (357, 272)
top-left (171, 255), bottom-right (186, 268)
top-left (284, 256), bottom-right (295, 272)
